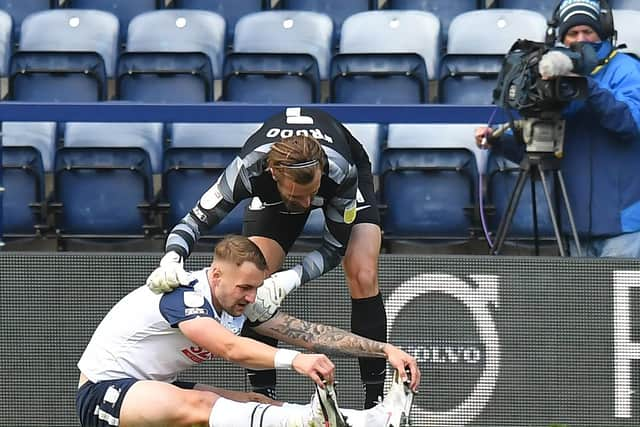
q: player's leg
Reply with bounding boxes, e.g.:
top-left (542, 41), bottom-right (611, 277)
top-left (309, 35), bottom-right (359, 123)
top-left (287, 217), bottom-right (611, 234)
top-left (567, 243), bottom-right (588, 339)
top-left (344, 222), bottom-right (387, 409)
top-left (343, 151), bottom-right (388, 408)
top-left (118, 380), bottom-right (219, 426)
top-left (119, 379), bottom-right (345, 427)
top-left (242, 199), bottom-right (310, 398)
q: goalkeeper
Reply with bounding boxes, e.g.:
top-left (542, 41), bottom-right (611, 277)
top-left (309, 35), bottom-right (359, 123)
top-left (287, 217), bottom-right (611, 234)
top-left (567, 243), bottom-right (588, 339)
top-left (147, 107), bottom-right (388, 408)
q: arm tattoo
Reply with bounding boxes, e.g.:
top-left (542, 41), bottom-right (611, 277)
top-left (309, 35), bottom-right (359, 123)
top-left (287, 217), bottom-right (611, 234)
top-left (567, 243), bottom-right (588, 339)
top-left (258, 313), bottom-right (387, 358)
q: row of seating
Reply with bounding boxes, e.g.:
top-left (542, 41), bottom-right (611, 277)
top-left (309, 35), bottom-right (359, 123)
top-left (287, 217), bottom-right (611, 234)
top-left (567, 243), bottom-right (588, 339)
top-left (2, 8), bottom-right (639, 105)
top-left (2, 120), bottom-right (557, 250)
top-left (4, 1), bottom-right (640, 45)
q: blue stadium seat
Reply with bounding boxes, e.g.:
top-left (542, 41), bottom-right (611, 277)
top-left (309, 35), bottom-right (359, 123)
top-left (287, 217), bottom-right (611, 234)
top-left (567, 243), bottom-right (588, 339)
top-left (494, 0), bottom-right (557, 18)
top-left (330, 53), bottom-right (429, 104)
top-left (610, 0), bottom-right (640, 10)
top-left (163, 123), bottom-right (260, 235)
top-left (222, 52), bottom-right (320, 103)
top-left (0, 10), bottom-right (10, 76)
top-left (63, 122), bottom-right (163, 173)
top-left (66, 0), bottom-right (161, 45)
top-left (380, 123), bottom-right (483, 242)
top-left (447, 9), bottom-right (548, 54)
top-left (51, 122), bottom-right (163, 242)
top-left (2, 121), bottom-right (57, 172)
top-left (233, 11), bottom-right (333, 80)
top-left (117, 10), bottom-right (224, 102)
top-left (385, 0), bottom-right (482, 44)
top-left (614, 9), bottom-right (640, 56)
top-left (2, 146), bottom-right (46, 238)
top-left (0, 0), bottom-right (53, 40)
top-left (343, 123), bottom-right (383, 175)
top-left (9, 9), bottom-right (119, 101)
top-left (1, 122), bottom-right (56, 238)
top-left (438, 54), bottom-right (504, 104)
top-left (339, 10), bottom-right (440, 83)
top-left (173, 0), bottom-right (267, 45)
top-left (486, 152), bottom-right (555, 240)
top-left (278, 0), bottom-right (375, 46)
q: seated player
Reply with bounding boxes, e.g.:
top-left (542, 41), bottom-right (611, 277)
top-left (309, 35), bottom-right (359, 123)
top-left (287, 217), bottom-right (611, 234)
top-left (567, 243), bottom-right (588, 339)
top-left (76, 235), bottom-right (419, 427)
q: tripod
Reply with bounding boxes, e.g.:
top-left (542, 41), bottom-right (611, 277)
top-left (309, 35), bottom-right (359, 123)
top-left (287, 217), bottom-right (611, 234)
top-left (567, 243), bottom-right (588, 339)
top-left (489, 117), bottom-right (582, 256)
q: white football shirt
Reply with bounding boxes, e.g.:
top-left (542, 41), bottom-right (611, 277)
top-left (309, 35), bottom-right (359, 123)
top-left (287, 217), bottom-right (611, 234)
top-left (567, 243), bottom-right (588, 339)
top-left (77, 268), bottom-right (246, 383)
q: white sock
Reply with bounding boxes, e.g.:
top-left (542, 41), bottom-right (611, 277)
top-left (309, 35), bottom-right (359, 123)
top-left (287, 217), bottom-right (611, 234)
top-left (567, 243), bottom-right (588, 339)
top-left (209, 397), bottom-right (303, 427)
top-left (341, 407), bottom-right (384, 427)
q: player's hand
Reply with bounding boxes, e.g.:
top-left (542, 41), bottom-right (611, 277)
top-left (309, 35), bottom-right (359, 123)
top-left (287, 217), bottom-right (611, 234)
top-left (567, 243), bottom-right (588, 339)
top-left (291, 353), bottom-right (335, 388)
top-left (146, 251), bottom-right (193, 294)
top-left (539, 50), bottom-right (574, 80)
top-left (475, 127), bottom-right (493, 149)
top-left (383, 344), bottom-right (421, 392)
top-left (244, 270), bottom-right (301, 323)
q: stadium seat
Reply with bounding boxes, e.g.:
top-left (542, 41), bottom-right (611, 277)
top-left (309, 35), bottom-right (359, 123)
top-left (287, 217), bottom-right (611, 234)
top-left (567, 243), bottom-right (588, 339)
top-left (438, 54), bottom-right (504, 104)
top-left (51, 122), bottom-right (163, 243)
top-left (385, 0), bottom-right (482, 44)
top-left (380, 123), bottom-right (483, 243)
top-left (278, 0), bottom-right (375, 46)
top-left (0, 10), bottom-right (10, 76)
top-left (1, 122), bottom-right (56, 238)
top-left (486, 152), bottom-right (556, 241)
top-left (330, 53), bottom-right (429, 104)
top-left (222, 52), bottom-right (321, 103)
top-left (447, 9), bottom-right (548, 54)
top-left (613, 9), bottom-right (640, 56)
top-left (610, 0), bottom-right (640, 10)
top-left (63, 122), bottom-right (164, 173)
top-left (162, 122), bottom-right (261, 235)
top-left (233, 11), bottom-right (333, 80)
top-left (339, 10), bottom-right (440, 83)
top-left (0, 0), bottom-right (53, 40)
top-left (117, 10), bottom-right (224, 103)
top-left (2, 121), bottom-right (57, 172)
top-left (66, 0), bottom-right (161, 45)
top-left (9, 9), bottom-right (119, 101)
top-left (494, 0), bottom-right (557, 18)
top-left (343, 123), bottom-right (384, 175)
top-left (173, 0), bottom-right (268, 46)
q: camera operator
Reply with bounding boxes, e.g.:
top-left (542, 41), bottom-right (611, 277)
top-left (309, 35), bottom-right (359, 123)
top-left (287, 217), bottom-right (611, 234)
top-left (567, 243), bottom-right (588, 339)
top-left (476, 0), bottom-right (640, 258)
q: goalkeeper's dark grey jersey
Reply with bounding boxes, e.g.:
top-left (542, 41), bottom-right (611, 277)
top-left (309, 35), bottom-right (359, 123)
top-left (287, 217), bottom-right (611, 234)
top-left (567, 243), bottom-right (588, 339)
top-left (165, 107), bottom-right (359, 284)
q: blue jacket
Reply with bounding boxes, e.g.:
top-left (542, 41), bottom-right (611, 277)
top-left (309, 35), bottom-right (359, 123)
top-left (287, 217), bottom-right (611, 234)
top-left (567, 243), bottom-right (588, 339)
top-left (499, 41), bottom-right (640, 237)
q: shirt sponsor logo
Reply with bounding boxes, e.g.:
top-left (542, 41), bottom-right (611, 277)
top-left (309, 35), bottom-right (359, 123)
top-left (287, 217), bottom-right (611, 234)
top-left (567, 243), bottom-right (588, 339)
top-left (181, 345), bottom-right (214, 363)
top-left (185, 307), bottom-right (207, 316)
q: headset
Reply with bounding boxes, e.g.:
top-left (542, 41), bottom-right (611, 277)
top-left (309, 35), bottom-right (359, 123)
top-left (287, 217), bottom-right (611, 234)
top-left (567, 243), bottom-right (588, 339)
top-left (545, 0), bottom-right (616, 46)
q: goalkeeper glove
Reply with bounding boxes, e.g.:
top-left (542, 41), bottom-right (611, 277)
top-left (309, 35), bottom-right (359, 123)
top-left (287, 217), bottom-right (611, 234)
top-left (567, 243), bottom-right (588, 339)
top-left (146, 251), bottom-right (193, 294)
top-left (244, 269), bottom-right (301, 323)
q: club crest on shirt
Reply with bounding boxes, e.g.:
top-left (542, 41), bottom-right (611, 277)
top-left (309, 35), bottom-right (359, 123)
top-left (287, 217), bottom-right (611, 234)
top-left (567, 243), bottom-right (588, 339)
top-left (184, 292), bottom-right (205, 308)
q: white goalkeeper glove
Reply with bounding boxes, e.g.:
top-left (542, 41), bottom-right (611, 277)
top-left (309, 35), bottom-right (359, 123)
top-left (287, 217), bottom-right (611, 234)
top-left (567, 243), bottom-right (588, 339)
top-left (244, 269), bottom-right (302, 323)
top-left (538, 50), bottom-right (574, 79)
top-left (146, 251), bottom-right (193, 294)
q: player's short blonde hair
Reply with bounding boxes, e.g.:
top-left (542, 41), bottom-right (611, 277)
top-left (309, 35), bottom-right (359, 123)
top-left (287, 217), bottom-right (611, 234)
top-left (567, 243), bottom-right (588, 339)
top-left (214, 235), bottom-right (268, 271)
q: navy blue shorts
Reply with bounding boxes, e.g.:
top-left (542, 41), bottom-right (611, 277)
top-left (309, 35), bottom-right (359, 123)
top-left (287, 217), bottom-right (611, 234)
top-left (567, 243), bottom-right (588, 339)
top-left (76, 378), bottom-right (196, 427)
